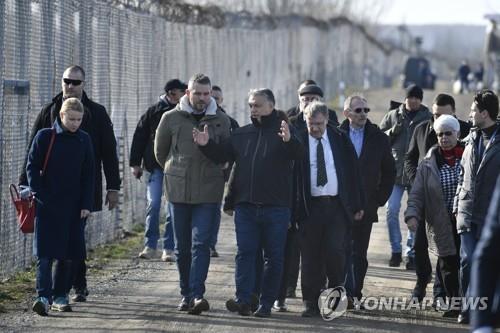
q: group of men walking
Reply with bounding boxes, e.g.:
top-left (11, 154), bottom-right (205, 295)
top-left (23, 65), bottom-right (500, 332)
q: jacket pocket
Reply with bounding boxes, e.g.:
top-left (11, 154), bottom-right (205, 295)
top-left (456, 189), bottom-right (473, 230)
top-left (164, 165), bottom-right (186, 202)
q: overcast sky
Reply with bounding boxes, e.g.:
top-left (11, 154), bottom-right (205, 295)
top-left (377, 0), bottom-right (500, 25)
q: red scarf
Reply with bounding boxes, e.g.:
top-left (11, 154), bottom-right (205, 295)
top-left (441, 146), bottom-right (464, 167)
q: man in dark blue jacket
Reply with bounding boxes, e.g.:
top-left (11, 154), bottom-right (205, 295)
top-left (130, 79), bottom-right (186, 262)
top-left (194, 88), bottom-right (304, 318)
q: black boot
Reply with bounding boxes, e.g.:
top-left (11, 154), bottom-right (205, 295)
top-left (389, 252), bottom-right (402, 267)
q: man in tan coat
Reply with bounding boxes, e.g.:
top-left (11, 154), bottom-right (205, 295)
top-left (155, 73), bottom-right (231, 315)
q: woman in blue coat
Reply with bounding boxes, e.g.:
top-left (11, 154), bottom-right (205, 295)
top-left (27, 97), bottom-right (95, 316)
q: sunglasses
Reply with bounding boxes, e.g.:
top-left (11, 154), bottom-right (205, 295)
top-left (353, 107), bottom-right (370, 114)
top-left (63, 78), bottom-right (83, 86)
top-left (437, 131), bottom-right (453, 137)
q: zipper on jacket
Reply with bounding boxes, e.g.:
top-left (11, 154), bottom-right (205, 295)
top-left (249, 128), bottom-right (263, 202)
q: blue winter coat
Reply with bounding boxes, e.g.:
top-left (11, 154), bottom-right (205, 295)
top-left (27, 123), bottom-right (95, 260)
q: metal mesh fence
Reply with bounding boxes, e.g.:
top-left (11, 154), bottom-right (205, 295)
top-left (0, 0), bottom-right (433, 278)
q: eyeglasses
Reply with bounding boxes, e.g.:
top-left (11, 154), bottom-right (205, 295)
top-left (353, 107), bottom-right (370, 114)
top-left (63, 78), bottom-right (83, 86)
top-left (437, 131), bottom-right (453, 137)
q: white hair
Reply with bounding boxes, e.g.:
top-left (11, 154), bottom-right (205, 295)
top-left (433, 114), bottom-right (460, 133)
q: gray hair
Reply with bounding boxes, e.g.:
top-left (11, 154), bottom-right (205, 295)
top-left (303, 101), bottom-right (329, 119)
top-left (344, 93), bottom-right (367, 111)
top-left (433, 114), bottom-right (460, 132)
top-left (248, 88), bottom-right (275, 105)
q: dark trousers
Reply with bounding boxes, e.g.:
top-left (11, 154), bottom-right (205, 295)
top-left (414, 218), bottom-right (446, 298)
top-left (346, 221), bottom-right (373, 299)
top-left (57, 258), bottom-right (87, 295)
top-left (285, 229), bottom-right (300, 292)
top-left (56, 218), bottom-right (87, 295)
top-left (277, 228), bottom-right (300, 302)
top-left (71, 259), bottom-right (87, 293)
top-left (300, 197), bottom-right (348, 307)
top-left (438, 255), bottom-right (460, 299)
top-left (36, 258), bottom-right (72, 301)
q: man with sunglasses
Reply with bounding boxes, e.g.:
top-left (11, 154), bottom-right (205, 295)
top-left (454, 89), bottom-right (500, 324)
top-left (340, 94), bottom-right (395, 308)
top-left (19, 65), bottom-right (121, 303)
top-left (404, 93), bottom-right (470, 308)
top-left (379, 84), bottom-right (431, 269)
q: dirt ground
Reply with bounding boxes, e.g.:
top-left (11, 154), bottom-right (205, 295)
top-left (0, 84), bottom-right (484, 332)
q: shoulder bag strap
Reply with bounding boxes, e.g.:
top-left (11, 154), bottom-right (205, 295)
top-left (41, 129), bottom-right (56, 176)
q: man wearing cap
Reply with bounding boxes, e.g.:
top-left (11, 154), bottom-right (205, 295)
top-left (379, 84), bottom-right (431, 269)
top-left (280, 80), bottom-right (338, 303)
top-left (288, 80), bottom-right (339, 131)
top-left (130, 78), bottom-right (187, 261)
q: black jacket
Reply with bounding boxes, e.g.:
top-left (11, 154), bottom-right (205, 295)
top-left (287, 105), bottom-right (339, 130)
top-left (220, 106), bottom-right (240, 132)
top-left (404, 118), bottom-right (471, 183)
top-left (130, 96), bottom-right (177, 172)
top-left (339, 120), bottom-right (396, 222)
top-left (292, 126), bottom-right (364, 226)
top-left (200, 110), bottom-right (304, 208)
top-left (470, 175), bottom-right (500, 329)
top-left (19, 91), bottom-right (120, 211)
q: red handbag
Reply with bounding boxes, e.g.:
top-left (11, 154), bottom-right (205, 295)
top-left (10, 130), bottom-right (55, 233)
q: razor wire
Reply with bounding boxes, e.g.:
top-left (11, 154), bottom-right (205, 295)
top-left (0, 0), bottom-right (436, 279)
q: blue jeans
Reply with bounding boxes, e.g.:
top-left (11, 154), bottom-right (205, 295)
top-left (459, 227), bottom-right (478, 301)
top-left (209, 204), bottom-right (222, 249)
top-left (386, 184), bottom-right (415, 257)
top-left (145, 169), bottom-right (174, 250)
top-left (169, 202), bottom-right (218, 300)
top-left (234, 204), bottom-right (290, 310)
top-left (36, 258), bottom-right (72, 301)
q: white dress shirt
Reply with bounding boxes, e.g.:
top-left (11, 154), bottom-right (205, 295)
top-left (309, 131), bottom-right (338, 196)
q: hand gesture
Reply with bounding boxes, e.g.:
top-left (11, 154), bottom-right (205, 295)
top-left (193, 124), bottom-right (209, 146)
top-left (278, 120), bottom-right (291, 142)
top-left (406, 217), bottom-right (418, 232)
